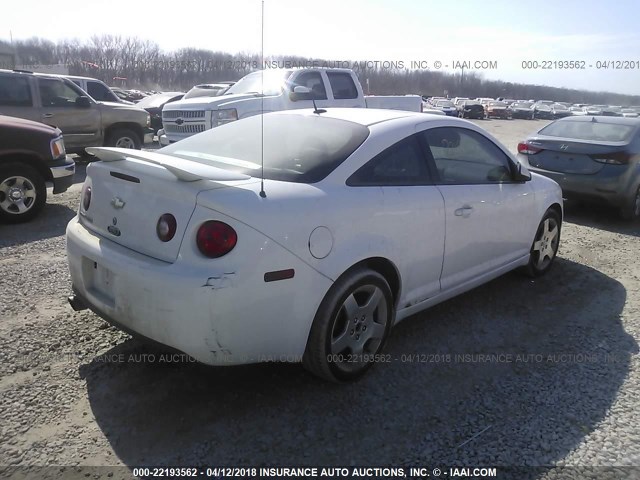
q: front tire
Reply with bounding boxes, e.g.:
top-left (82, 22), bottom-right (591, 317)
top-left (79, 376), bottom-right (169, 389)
top-left (524, 209), bottom-right (561, 277)
top-left (0, 163), bottom-right (47, 223)
top-left (106, 128), bottom-right (141, 149)
top-left (303, 268), bottom-right (394, 382)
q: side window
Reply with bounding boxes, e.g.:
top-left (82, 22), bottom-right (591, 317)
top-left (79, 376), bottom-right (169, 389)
top-left (327, 72), bottom-right (358, 100)
top-left (0, 76), bottom-right (33, 107)
top-left (347, 135), bottom-right (431, 186)
top-left (422, 127), bottom-right (513, 184)
top-left (87, 81), bottom-right (114, 102)
top-left (38, 78), bottom-right (81, 107)
top-left (291, 71), bottom-right (327, 100)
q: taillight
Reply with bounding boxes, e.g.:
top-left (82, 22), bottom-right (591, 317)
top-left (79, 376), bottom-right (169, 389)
top-left (82, 186), bottom-right (91, 211)
top-left (156, 214), bottom-right (177, 242)
top-left (592, 152), bottom-right (631, 165)
top-left (196, 221), bottom-right (237, 258)
top-left (517, 141), bottom-right (542, 155)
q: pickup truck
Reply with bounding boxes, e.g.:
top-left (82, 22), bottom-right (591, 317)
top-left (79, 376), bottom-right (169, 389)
top-left (0, 69), bottom-right (153, 155)
top-left (0, 115), bottom-right (75, 222)
top-left (159, 68), bottom-right (426, 144)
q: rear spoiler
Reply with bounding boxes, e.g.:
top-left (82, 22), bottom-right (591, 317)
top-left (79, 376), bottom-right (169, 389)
top-left (85, 147), bottom-right (251, 182)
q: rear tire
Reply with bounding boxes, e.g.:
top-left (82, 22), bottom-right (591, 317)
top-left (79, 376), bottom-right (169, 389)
top-left (106, 128), bottom-right (141, 149)
top-left (303, 268), bottom-right (394, 382)
top-left (0, 163), bottom-right (46, 223)
top-left (619, 186), bottom-right (640, 221)
top-left (523, 209), bottom-right (561, 277)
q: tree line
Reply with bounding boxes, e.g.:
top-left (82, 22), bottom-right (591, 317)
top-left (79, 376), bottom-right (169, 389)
top-left (2, 36), bottom-right (639, 105)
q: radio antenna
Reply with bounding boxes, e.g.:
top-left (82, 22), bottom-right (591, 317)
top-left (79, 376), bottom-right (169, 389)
top-left (259, 0), bottom-right (267, 198)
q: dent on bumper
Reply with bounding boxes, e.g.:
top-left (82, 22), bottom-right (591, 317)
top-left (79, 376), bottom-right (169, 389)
top-left (66, 216), bottom-right (331, 366)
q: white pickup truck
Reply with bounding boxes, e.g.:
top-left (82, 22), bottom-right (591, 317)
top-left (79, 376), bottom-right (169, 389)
top-left (159, 68), bottom-right (438, 144)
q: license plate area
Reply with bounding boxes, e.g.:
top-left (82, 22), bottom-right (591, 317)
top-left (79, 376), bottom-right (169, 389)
top-left (82, 257), bottom-right (116, 307)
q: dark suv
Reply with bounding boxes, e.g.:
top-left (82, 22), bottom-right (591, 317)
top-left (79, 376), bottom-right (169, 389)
top-left (0, 115), bottom-right (75, 222)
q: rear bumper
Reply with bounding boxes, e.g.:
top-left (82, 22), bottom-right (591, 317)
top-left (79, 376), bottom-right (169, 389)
top-left (50, 155), bottom-right (75, 194)
top-left (519, 157), bottom-right (634, 207)
top-left (66, 215), bottom-right (331, 365)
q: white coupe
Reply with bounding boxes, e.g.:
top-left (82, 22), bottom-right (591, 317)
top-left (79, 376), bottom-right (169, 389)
top-left (66, 109), bottom-right (563, 382)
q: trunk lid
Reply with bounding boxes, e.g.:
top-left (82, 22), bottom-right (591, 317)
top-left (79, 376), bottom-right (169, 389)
top-left (80, 148), bottom-right (253, 263)
top-left (525, 137), bottom-right (627, 175)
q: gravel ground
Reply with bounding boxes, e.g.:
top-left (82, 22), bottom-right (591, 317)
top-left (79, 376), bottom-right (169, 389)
top-left (0, 119), bottom-right (639, 479)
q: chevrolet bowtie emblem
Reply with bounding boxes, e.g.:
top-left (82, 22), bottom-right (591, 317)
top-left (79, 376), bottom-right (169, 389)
top-left (111, 197), bottom-right (126, 209)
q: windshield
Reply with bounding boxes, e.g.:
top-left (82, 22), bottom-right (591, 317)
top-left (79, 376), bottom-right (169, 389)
top-left (553, 104), bottom-right (568, 110)
top-left (160, 113), bottom-right (370, 183)
top-left (539, 120), bottom-right (636, 142)
top-left (436, 101), bottom-right (454, 107)
top-left (489, 102), bottom-right (506, 107)
top-left (514, 102), bottom-right (533, 108)
top-left (225, 70), bottom-right (292, 96)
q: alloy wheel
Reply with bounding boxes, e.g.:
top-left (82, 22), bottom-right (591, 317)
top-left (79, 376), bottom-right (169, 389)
top-left (532, 217), bottom-right (560, 269)
top-left (330, 284), bottom-right (389, 372)
top-left (0, 176), bottom-right (37, 215)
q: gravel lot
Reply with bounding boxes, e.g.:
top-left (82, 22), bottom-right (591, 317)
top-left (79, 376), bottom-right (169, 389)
top-left (1, 119), bottom-right (639, 479)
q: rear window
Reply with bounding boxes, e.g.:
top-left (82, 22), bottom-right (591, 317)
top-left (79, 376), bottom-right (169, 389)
top-left (160, 113), bottom-right (370, 183)
top-left (0, 76), bottom-right (32, 107)
top-left (539, 120), bottom-right (636, 142)
top-left (327, 72), bottom-right (359, 100)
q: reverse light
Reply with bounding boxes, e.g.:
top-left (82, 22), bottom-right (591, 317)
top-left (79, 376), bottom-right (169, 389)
top-left (50, 136), bottom-right (66, 158)
top-left (196, 221), bottom-right (237, 258)
top-left (212, 108), bottom-right (238, 127)
top-left (517, 141), bottom-right (542, 155)
top-left (156, 214), bottom-right (177, 242)
top-left (82, 186), bottom-right (91, 211)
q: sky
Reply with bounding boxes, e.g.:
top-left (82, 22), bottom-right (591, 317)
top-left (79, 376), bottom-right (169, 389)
top-left (3, 0), bottom-right (640, 95)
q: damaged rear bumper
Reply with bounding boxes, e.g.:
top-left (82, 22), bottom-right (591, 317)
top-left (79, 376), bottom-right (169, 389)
top-left (65, 215), bottom-right (331, 366)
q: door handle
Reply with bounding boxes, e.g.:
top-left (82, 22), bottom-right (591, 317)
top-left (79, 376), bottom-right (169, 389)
top-left (454, 205), bottom-right (474, 217)
top-left (42, 113), bottom-right (54, 118)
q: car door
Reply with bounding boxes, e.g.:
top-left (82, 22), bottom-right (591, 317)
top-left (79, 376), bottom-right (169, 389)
top-left (420, 126), bottom-right (534, 290)
top-left (0, 73), bottom-right (39, 121)
top-left (347, 134), bottom-right (445, 307)
top-left (286, 70), bottom-right (332, 110)
top-left (36, 77), bottom-right (102, 149)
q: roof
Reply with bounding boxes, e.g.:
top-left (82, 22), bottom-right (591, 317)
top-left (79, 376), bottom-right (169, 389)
top-left (555, 116), bottom-right (640, 126)
top-left (271, 108), bottom-right (424, 127)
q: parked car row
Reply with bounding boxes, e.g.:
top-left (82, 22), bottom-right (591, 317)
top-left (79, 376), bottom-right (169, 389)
top-left (158, 67), bottom-right (429, 145)
top-left (423, 95), bottom-right (640, 121)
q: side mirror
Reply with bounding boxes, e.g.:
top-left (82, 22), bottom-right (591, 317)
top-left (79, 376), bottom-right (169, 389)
top-left (76, 96), bottom-right (91, 108)
top-left (513, 162), bottom-right (532, 182)
top-left (289, 85), bottom-right (311, 102)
